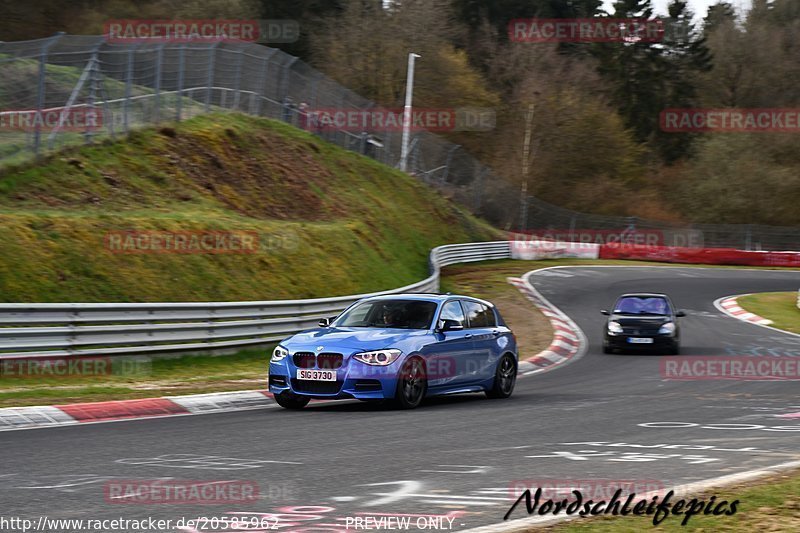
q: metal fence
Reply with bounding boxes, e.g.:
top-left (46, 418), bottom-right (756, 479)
top-left (0, 241), bottom-right (511, 359)
top-left (522, 197), bottom-right (800, 251)
top-left (0, 34), bottom-right (502, 215)
top-left (1, 34), bottom-right (799, 249)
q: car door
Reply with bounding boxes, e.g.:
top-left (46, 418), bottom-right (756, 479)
top-left (461, 300), bottom-right (502, 383)
top-left (424, 299), bottom-right (475, 389)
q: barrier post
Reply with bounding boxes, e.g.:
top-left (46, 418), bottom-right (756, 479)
top-left (205, 42), bottom-right (220, 112)
top-left (33, 32), bottom-right (64, 157)
top-left (175, 44), bottom-right (186, 121)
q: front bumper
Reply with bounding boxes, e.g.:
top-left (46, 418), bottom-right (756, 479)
top-left (269, 358), bottom-right (402, 400)
top-left (605, 333), bottom-right (677, 350)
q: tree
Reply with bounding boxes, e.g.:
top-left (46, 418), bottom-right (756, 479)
top-left (592, 0), bottom-right (711, 161)
top-left (253, 0), bottom-right (343, 60)
top-left (454, 0), bottom-right (603, 36)
top-left (593, 0), bottom-right (664, 144)
top-left (678, 133), bottom-right (800, 225)
top-left (698, 0), bottom-right (800, 108)
top-left (0, 0), bottom-right (261, 41)
top-left (703, 1), bottom-right (736, 35)
top-left (653, 0), bottom-right (712, 161)
top-left (309, 1), bottom-right (498, 109)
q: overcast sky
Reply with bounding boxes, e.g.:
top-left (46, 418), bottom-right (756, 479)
top-left (601, 0), bottom-right (753, 20)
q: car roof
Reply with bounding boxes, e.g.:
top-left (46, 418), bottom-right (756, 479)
top-left (362, 293), bottom-right (495, 307)
top-left (617, 293), bottom-right (670, 299)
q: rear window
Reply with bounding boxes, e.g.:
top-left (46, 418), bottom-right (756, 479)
top-left (462, 300), bottom-right (496, 327)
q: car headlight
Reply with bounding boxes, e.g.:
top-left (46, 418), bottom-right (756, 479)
top-left (353, 349), bottom-right (402, 366)
top-left (271, 346), bottom-right (289, 362)
top-left (658, 322), bottom-right (676, 335)
top-left (607, 321), bottom-right (623, 335)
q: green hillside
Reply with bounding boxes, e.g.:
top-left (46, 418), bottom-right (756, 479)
top-left (0, 113), bottom-right (497, 302)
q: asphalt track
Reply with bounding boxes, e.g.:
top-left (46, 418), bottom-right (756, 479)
top-left (2, 266), bottom-right (799, 532)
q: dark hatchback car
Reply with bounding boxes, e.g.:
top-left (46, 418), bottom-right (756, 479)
top-left (601, 293), bottom-right (685, 354)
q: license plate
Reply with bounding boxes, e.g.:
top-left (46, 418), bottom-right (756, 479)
top-left (627, 337), bottom-right (654, 344)
top-left (296, 369), bottom-right (337, 381)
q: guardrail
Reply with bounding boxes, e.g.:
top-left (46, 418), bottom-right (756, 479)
top-left (0, 241), bottom-right (511, 359)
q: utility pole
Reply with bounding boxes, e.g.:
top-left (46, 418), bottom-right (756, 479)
top-left (519, 102), bottom-right (535, 231)
top-left (399, 52), bottom-right (420, 172)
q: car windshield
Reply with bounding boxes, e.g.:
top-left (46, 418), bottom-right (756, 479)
top-left (334, 299), bottom-right (437, 329)
top-left (614, 296), bottom-right (671, 316)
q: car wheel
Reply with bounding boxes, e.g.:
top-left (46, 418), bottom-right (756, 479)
top-left (670, 342), bottom-right (680, 355)
top-left (487, 354), bottom-right (517, 399)
top-left (392, 357), bottom-right (427, 409)
top-left (274, 392), bottom-right (310, 410)
top-left (602, 342), bottom-right (612, 354)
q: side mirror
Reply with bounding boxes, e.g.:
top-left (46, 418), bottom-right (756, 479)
top-left (600, 310), bottom-right (610, 316)
top-left (318, 317), bottom-right (330, 327)
top-left (675, 310), bottom-right (686, 318)
top-left (437, 319), bottom-right (464, 332)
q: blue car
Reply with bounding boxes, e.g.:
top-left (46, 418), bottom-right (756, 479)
top-left (268, 294), bottom-right (518, 409)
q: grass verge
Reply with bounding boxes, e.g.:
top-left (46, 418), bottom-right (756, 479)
top-left (0, 112), bottom-right (497, 302)
top-left (737, 291), bottom-right (800, 334)
top-left (0, 348), bottom-right (269, 408)
top-left (538, 468), bottom-right (800, 532)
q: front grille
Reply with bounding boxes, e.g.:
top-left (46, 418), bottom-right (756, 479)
top-left (317, 353), bottom-right (343, 369)
top-left (622, 324), bottom-right (661, 335)
top-left (293, 352), bottom-right (316, 368)
top-left (292, 351), bottom-right (344, 369)
top-left (291, 379), bottom-right (342, 395)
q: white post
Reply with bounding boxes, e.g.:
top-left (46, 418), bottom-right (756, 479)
top-left (519, 103), bottom-right (535, 230)
top-left (399, 52), bottom-right (420, 172)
